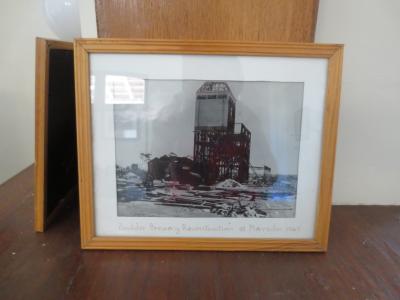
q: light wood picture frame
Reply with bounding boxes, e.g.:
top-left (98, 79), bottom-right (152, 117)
top-left (74, 39), bottom-right (343, 251)
top-left (34, 38), bottom-right (77, 232)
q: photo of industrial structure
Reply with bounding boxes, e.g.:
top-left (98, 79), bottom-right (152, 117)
top-left (113, 79), bottom-right (303, 218)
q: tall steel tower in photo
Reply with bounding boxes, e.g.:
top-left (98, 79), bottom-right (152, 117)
top-left (193, 82), bottom-right (251, 184)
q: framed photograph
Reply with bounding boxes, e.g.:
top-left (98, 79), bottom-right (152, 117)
top-left (74, 39), bottom-right (343, 251)
top-left (34, 38), bottom-right (77, 232)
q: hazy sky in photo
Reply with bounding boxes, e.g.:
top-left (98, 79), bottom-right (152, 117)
top-left (114, 80), bottom-right (304, 175)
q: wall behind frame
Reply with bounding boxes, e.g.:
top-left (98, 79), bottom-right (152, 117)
top-left (0, 0), bottom-right (57, 184)
top-left (316, 0), bottom-right (400, 205)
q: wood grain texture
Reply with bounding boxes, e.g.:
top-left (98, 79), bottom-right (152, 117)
top-left (315, 47), bottom-right (343, 249)
top-left (34, 38), bottom-right (73, 232)
top-left (34, 38), bottom-right (47, 232)
top-left (74, 39), bottom-right (343, 251)
top-left (95, 0), bottom-right (319, 42)
top-left (73, 41), bottom-right (95, 247)
top-left (1, 167), bottom-right (400, 299)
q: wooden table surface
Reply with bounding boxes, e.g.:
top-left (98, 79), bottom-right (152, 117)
top-left (0, 166), bottom-right (399, 300)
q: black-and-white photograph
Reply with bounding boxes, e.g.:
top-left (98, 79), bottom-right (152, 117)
top-left (113, 79), bottom-right (304, 218)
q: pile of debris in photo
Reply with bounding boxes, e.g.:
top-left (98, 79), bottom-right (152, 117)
top-left (116, 160), bottom-right (297, 218)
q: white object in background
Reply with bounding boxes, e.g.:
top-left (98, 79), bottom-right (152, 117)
top-left (43, 0), bottom-right (81, 41)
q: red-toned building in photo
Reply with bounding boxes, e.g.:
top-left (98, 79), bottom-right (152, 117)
top-left (193, 82), bottom-right (251, 184)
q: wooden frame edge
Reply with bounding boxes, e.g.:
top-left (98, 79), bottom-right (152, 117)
top-left (74, 38), bottom-right (342, 58)
top-left (34, 38), bottom-right (73, 232)
top-left (314, 45), bottom-right (344, 251)
top-left (82, 237), bottom-right (325, 252)
top-left (34, 38), bottom-right (47, 232)
top-left (74, 40), bottom-right (95, 247)
top-left (74, 39), bottom-right (344, 251)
